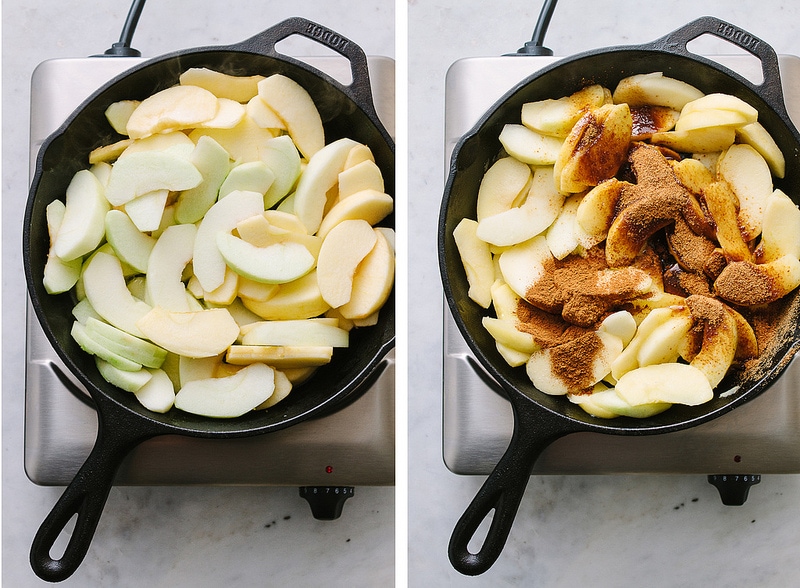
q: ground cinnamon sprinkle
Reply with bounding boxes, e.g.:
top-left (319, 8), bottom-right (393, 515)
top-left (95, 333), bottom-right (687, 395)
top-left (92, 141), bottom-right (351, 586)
top-left (548, 331), bottom-right (604, 393)
top-left (515, 300), bottom-right (591, 347)
top-left (714, 261), bottom-right (781, 306)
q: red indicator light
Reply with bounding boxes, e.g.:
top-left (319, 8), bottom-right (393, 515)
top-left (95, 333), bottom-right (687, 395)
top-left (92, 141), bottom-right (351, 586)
top-left (325, 466), bottom-right (333, 474)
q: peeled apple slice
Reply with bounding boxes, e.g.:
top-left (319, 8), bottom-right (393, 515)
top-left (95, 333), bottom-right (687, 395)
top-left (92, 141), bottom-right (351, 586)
top-left (174, 362), bottom-right (275, 418)
top-left (615, 363), bottom-right (714, 406)
top-left (136, 306), bottom-right (240, 358)
top-left (53, 170), bottom-right (110, 262)
top-left (317, 219), bottom-right (378, 308)
top-left (258, 73), bottom-right (325, 159)
top-left (216, 232), bottom-right (315, 285)
top-left (125, 84), bottom-right (219, 139)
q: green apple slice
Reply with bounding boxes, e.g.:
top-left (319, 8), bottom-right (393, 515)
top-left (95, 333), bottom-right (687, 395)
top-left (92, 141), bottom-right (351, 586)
top-left (95, 357), bottom-right (153, 392)
top-left (174, 362), bottom-right (275, 418)
top-left (124, 189), bottom-right (169, 232)
top-left (240, 319), bottom-right (349, 347)
top-left (84, 317), bottom-right (167, 368)
top-left (259, 135), bottom-right (302, 208)
top-left (133, 368), bottom-right (175, 413)
top-left (146, 223), bottom-right (197, 311)
top-left (105, 150), bottom-right (202, 206)
top-left (104, 209), bottom-right (157, 273)
top-left (218, 160), bottom-right (275, 199)
top-left (257, 73), bottom-right (324, 159)
top-left (71, 321), bottom-right (142, 372)
top-left (136, 306), bottom-right (240, 358)
top-left (82, 251), bottom-right (152, 337)
top-left (453, 218), bottom-right (494, 309)
top-left (216, 232), bottom-right (315, 284)
top-left (193, 189), bottom-right (265, 292)
top-left (174, 135), bottom-right (232, 224)
top-left (53, 169), bottom-right (110, 262)
top-left (43, 200), bottom-right (81, 294)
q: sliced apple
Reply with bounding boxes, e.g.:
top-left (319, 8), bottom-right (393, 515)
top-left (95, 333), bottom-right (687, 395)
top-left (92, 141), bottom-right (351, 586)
top-left (316, 219), bottom-right (378, 308)
top-left (453, 218), bottom-right (495, 308)
top-left (193, 189), bottom-right (265, 292)
top-left (338, 158), bottom-right (385, 199)
top-left (194, 98), bottom-right (245, 129)
top-left (43, 200), bottom-right (82, 294)
top-left (735, 121), bottom-right (786, 178)
top-left (53, 170), bottom-right (110, 262)
top-left (315, 188), bottom-right (393, 240)
top-left (240, 319), bottom-right (349, 347)
top-left (545, 193), bottom-right (582, 260)
top-left (475, 156), bottom-right (532, 222)
top-left (338, 228), bottom-right (395, 320)
top-left (258, 73), bottom-right (325, 159)
top-left (497, 235), bottom-right (553, 301)
top-left (105, 99), bottom-right (140, 135)
top-left (217, 232), bottom-right (315, 284)
top-left (179, 354), bottom-right (224, 386)
top-left (568, 385), bottom-right (672, 419)
top-left (611, 305), bottom-right (685, 380)
top-left (84, 317), bottom-right (167, 369)
top-left (495, 342), bottom-right (531, 368)
top-left (498, 124), bottom-right (563, 166)
top-left (635, 308), bottom-right (693, 367)
top-left (259, 135), bottom-right (302, 208)
top-left (575, 179), bottom-right (625, 240)
top-left (680, 93), bottom-right (758, 120)
top-left (104, 209), bottom-right (156, 273)
top-left (174, 362), bottom-right (275, 418)
top-left (255, 369), bottom-right (293, 410)
top-left (180, 68), bottom-right (264, 103)
top-left (598, 310), bottom-right (637, 347)
top-left (82, 251), bottom-right (152, 337)
top-left (521, 84), bottom-right (609, 138)
top-left (125, 189), bottom-right (170, 232)
top-left (292, 137), bottom-right (359, 234)
top-left (650, 126), bottom-right (736, 153)
top-left (126, 84), bottom-right (219, 139)
top-left (490, 280), bottom-right (521, 321)
top-left (703, 180), bottom-right (752, 262)
top-left (482, 316), bottom-right (539, 355)
top-left (133, 368), bottom-right (175, 413)
top-left (675, 109), bottom-right (752, 132)
top-left (71, 321), bottom-right (142, 372)
top-left (146, 223), bottom-right (197, 311)
top-left (95, 357), bottom-right (153, 392)
top-left (188, 115), bottom-right (278, 163)
top-left (218, 160), bottom-right (275, 199)
top-left (89, 139), bottom-right (133, 164)
top-left (242, 270), bottom-right (330, 320)
top-left (174, 135), bottom-right (232, 224)
top-left (203, 266), bottom-right (240, 306)
top-left (757, 189), bottom-right (800, 262)
top-left (717, 143), bottom-right (774, 241)
top-left (612, 72), bottom-right (704, 110)
top-left (615, 363), bottom-right (713, 406)
top-left (136, 306), bottom-right (240, 358)
top-left (714, 255), bottom-right (800, 306)
top-left (477, 166), bottom-right (564, 247)
top-left (246, 95), bottom-right (285, 129)
top-left (105, 150), bottom-right (202, 206)
top-left (225, 345), bottom-right (333, 368)
top-left (118, 130), bottom-right (196, 159)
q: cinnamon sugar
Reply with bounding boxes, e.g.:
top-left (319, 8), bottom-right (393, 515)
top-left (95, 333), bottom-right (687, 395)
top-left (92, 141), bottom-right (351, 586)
top-left (548, 332), bottom-right (605, 393)
top-left (714, 261), bottom-right (783, 306)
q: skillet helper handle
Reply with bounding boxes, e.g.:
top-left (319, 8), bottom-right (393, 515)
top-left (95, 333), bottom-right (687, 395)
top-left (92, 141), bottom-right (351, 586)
top-left (30, 399), bottom-right (157, 583)
top-left (652, 16), bottom-right (788, 117)
top-left (235, 17), bottom-right (377, 117)
top-left (449, 407), bottom-right (578, 576)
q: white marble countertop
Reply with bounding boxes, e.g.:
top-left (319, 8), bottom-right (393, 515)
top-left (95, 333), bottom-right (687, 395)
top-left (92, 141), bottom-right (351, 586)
top-left (408, 0), bottom-right (800, 586)
top-left (1, 1), bottom-right (394, 586)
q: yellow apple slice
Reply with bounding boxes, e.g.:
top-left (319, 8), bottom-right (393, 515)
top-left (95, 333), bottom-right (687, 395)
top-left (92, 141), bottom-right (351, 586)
top-left (317, 219), bottom-right (378, 308)
top-left (188, 115), bottom-right (278, 163)
top-left (568, 385), bottom-right (672, 419)
top-left (195, 98), bottom-right (246, 129)
top-left (498, 124), bottom-right (563, 165)
top-left (241, 319), bottom-right (349, 348)
top-left (453, 218), bottom-right (494, 309)
top-left (675, 109), bottom-right (752, 132)
top-left (136, 306), bottom-right (240, 358)
top-left (615, 363), bottom-right (713, 406)
top-left (612, 72), bottom-right (704, 110)
top-left (481, 316), bottom-right (539, 355)
top-left (174, 362), bottom-right (275, 418)
top-left (611, 306), bottom-right (684, 380)
top-left (118, 130), bottom-right (196, 159)
top-left (495, 342), bottom-right (531, 368)
top-left (497, 235), bottom-right (553, 301)
top-left (757, 189), bottom-right (800, 262)
top-left (53, 169), bottom-right (110, 262)
top-left (82, 251), bottom-right (153, 338)
top-left (89, 139), bottom-right (133, 164)
top-left (575, 179), bottom-right (625, 240)
top-left (43, 200), bottom-right (82, 294)
top-left (337, 159), bottom-right (385, 199)
top-left (735, 121), bottom-right (786, 178)
top-left (598, 310), bottom-right (637, 347)
top-left (475, 156), bottom-right (532, 222)
top-left (246, 95), bottom-right (285, 129)
top-left (635, 308), bottom-right (694, 367)
top-left (545, 193), bottom-right (582, 260)
top-left (680, 93), bottom-right (758, 120)
top-left (703, 181), bottom-right (752, 262)
top-left (104, 100), bottom-right (140, 135)
top-left (255, 369), bottom-right (293, 410)
top-left (126, 84), bottom-right (219, 139)
top-left (179, 68), bottom-right (265, 103)
top-left (714, 255), bottom-right (800, 306)
top-left (521, 84), bottom-right (609, 138)
top-left (258, 73), bottom-right (325, 159)
top-left (490, 280), bottom-right (521, 321)
top-left (241, 270), bottom-right (330, 320)
top-left (717, 143), bottom-right (774, 241)
top-left (225, 345), bottom-right (333, 368)
top-left (650, 126), bottom-right (736, 153)
top-left (338, 228), bottom-right (395, 320)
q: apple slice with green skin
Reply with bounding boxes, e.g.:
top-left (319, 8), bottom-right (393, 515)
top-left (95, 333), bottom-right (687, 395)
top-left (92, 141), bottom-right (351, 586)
top-left (124, 189), bottom-right (169, 232)
top-left (43, 200), bottom-right (82, 294)
top-left (105, 99), bottom-right (140, 135)
top-left (95, 357), bottom-right (154, 392)
top-left (293, 137), bottom-right (359, 234)
top-left (193, 189), bottom-right (264, 292)
top-left (85, 317), bottom-right (167, 369)
top-left (498, 124), bottom-right (562, 166)
top-left (82, 250), bottom-right (152, 338)
top-left (241, 270), bottom-right (330, 320)
top-left (316, 219), bottom-right (378, 308)
top-left (218, 160), bottom-right (275, 199)
top-left (126, 84), bottom-right (219, 139)
top-left (498, 235), bottom-right (553, 301)
top-left (174, 135), bottom-right (232, 224)
top-left (717, 143), bottom-right (774, 241)
top-left (615, 363), bottom-right (713, 406)
top-left (179, 354), bottom-right (224, 386)
top-left (240, 319), bottom-right (349, 347)
top-left (225, 345), bottom-right (333, 368)
top-left (335, 228), bottom-right (395, 321)
top-left (72, 297), bottom-right (103, 325)
top-left (174, 362), bottom-right (275, 418)
top-left (257, 73), bottom-right (324, 159)
top-left (612, 72), bottom-right (704, 110)
top-left (104, 209), bottom-right (157, 273)
top-left (216, 232), bottom-right (315, 284)
top-left (179, 68), bottom-right (265, 102)
top-left (246, 95), bottom-right (285, 129)
top-left (453, 218), bottom-right (494, 309)
top-left (255, 369), bottom-right (292, 410)
top-left (136, 306), bottom-right (240, 358)
top-left (476, 166), bottom-right (564, 247)
top-left (757, 189), bottom-right (800, 262)
top-left (259, 135), bottom-right (302, 208)
top-left (71, 321), bottom-right (142, 372)
top-left (133, 368), bottom-right (175, 413)
top-left (736, 121), bottom-right (785, 178)
top-left (315, 189), bottom-right (394, 240)
top-left (105, 150), bottom-right (202, 206)
top-left (146, 223), bottom-right (198, 311)
top-left (337, 159), bottom-right (385, 199)
top-left (53, 169), bottom-right (110, 262)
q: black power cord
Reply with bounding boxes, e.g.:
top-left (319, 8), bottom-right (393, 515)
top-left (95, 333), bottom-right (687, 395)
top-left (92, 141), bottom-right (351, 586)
top-left (101, 0), bottom-right (148, 56)
top-left (515, 0), bottom-right (558, 55)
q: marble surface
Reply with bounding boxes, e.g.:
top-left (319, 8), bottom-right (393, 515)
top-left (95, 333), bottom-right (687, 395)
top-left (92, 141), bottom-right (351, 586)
top-left (407, 0), bottom-right (800, 586)
top-left (1, 1), bottom-right (394, 587)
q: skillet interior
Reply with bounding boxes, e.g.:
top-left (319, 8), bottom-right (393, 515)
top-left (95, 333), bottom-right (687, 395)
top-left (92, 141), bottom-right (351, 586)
top-left (441, 47), bottom-right (800, 434)
top-left (24, 47), bottom-right (395, 437)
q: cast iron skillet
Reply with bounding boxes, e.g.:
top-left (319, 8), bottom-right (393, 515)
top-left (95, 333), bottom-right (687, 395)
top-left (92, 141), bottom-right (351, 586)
top-left (439, 16), bottom-right (800, 576)
top-left (23, 17), bottom-right (394, 582)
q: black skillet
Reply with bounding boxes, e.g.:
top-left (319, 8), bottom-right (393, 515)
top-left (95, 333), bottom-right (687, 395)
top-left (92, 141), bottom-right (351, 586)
top-left (439, 16), bottom-right (800, 576)
top-left (23, 17), bottom-right (394, 582)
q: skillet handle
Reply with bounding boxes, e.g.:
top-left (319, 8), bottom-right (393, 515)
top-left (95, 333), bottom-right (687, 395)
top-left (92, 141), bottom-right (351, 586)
top-left (651, 16), bottom-right (787, 116)
top-left (234, 17), bottom-right (378, 118)
top-left (448, 405), bottom-right (579, 576)
top-left (30, 397), bottom-right (158, 583)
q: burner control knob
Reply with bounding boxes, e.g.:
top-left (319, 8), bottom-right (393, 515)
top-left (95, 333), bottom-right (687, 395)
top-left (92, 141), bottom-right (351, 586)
top-left (707, 474), bottom-right (761, 505)
top-left (299, 486), bottom-right (355, 520)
